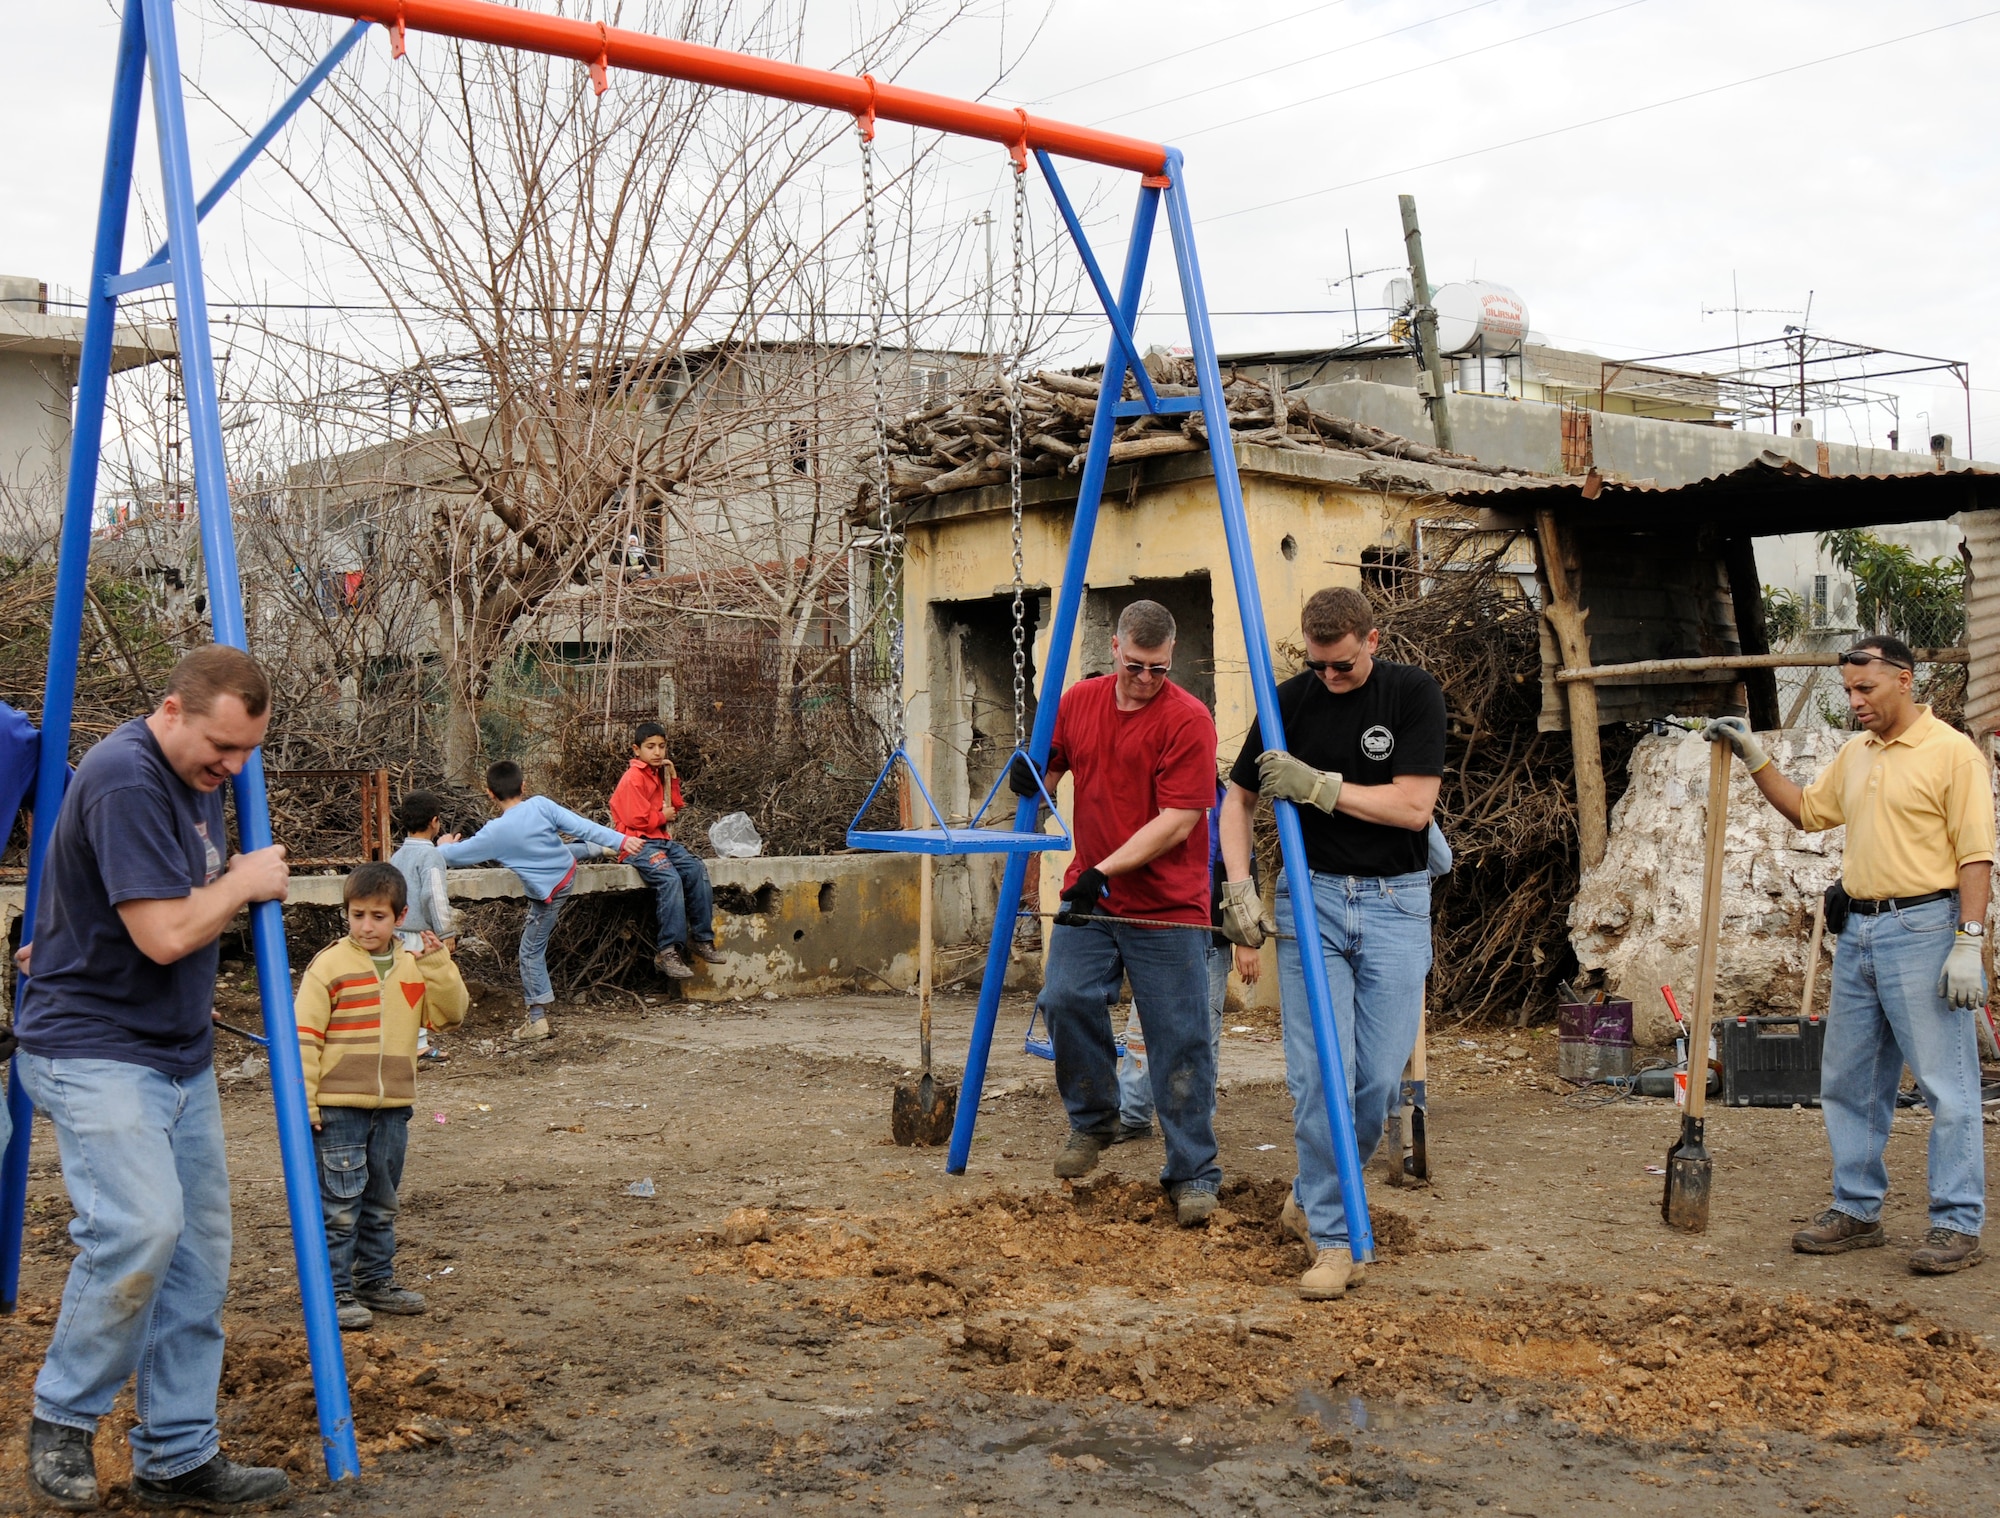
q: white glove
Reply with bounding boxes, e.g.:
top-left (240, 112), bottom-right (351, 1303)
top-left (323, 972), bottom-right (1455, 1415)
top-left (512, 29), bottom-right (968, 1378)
top-left (1939, 933), bottom-right (1989, 1011)
top-left (1701, 717), bottom-right (1770, 774)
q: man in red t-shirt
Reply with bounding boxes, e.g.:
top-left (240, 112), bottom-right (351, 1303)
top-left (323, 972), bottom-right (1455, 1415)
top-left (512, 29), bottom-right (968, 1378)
top-left (1011, 600), bottom-right (1222, 1224)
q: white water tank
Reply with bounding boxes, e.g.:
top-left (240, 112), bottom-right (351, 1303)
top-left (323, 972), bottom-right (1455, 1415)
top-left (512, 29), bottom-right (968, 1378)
top-left (1431, 280), bottom-right (1528, 356)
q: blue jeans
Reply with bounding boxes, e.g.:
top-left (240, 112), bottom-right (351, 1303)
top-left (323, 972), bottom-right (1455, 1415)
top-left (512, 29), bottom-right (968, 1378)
top-left (315, 1106), bottom-right (410, 1293)
top-left (632, 839), bottom-right (714, 950)
top-left (16, 1055), bottom-right (231, 1480)
top-left (1821, 893), bottom-right (1985, 1235)
top-left (519, 850), bottom-right (594, 1009)
top-left (1117, 942), bottom-right (1229, 1129)
top-left (1276, 870), bottom-right (1432, 1251)
top-left (1043, 921), bottom-right (1221, 1196)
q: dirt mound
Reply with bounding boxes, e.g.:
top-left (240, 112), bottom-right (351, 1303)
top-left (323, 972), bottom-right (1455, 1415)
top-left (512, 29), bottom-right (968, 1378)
top-left (690, 1186), bottom-right (2000, 1441)
top-left (0, 1300), bottom-right (514, 1489)
top-left (218, 1323), bottom-right (514, 1471)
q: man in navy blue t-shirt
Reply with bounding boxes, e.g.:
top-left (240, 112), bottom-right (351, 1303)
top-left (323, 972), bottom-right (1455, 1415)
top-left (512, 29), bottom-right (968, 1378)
top-left (14, 646), bottom-right (292, 1510)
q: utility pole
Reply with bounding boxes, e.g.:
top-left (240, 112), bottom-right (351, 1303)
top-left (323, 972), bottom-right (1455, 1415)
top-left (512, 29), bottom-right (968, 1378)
top-left (1398, 193), bottom-right (1453, 454)
top-left (976, 210), bottom-right (995, 363)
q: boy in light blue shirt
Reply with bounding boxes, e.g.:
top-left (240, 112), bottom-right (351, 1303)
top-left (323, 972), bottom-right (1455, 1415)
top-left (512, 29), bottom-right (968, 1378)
top-left (438, 760), bottom-right (638, 1042)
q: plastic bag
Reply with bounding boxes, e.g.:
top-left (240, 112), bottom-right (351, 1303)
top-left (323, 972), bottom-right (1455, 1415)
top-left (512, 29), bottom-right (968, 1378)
top-left (708, 811), bottom-right (763, 859)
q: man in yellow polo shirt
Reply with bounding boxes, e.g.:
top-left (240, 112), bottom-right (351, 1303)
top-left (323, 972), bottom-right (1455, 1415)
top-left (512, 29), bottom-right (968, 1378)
top-left (1706, 634), bottom-right (1994, 1274)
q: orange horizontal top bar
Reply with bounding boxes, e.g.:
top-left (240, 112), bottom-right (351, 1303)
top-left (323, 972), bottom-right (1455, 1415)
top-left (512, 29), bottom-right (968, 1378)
top-left (253, 0), bottom-right (1171, 176)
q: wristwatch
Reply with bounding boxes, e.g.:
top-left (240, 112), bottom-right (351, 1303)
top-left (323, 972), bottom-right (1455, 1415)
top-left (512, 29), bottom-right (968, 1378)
top-left (1962, 921), bottom-right (1985, 937)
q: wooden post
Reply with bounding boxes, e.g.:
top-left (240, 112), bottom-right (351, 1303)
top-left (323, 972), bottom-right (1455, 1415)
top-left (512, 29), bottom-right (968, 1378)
top-left (1722, 536), bottom-right (1781, 731)
top-left (1536, 508), bottom-right (1608, 870)
top-left (919, 734), bottom-right (934, 1022)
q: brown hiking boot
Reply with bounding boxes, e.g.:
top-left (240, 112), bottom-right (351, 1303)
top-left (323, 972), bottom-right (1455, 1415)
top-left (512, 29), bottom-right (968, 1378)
top-left (655, 948), bottom-right (695, 980)
top-left (686, 940), bottom-right (725, 965)
top-left (1791, 1208), bottom-right (1886, 1254)
top-left (1053, 1131), bottom-right (1109, 1180)
top-left (1281, 1192), bottom-right (1365, 1285)
top-left (1909, 1228), bottom-right (1985, 1275)
top-left (1300, 1247), bottom-right (1355, 1301)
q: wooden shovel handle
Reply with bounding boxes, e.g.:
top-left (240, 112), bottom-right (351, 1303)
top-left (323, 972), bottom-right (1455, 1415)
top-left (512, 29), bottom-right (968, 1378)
top-left (1686, 737), bottom-right (1731, 1121)
top-left (1799, 894), bottom-right (1826, 1020)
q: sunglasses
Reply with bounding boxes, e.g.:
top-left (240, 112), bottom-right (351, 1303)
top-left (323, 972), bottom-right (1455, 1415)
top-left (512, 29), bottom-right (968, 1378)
top-left (1120, 660), bottom-right (1171, 678)
top-left (1304, 656), bottom-right (1359, 674)
top-left (1838, 651), bottom-right (1912, 672)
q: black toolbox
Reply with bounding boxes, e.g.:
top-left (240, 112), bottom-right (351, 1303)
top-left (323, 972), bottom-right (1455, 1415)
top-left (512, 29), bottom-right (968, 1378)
top-left (1721, 1014), bottom-right (1825, 1108)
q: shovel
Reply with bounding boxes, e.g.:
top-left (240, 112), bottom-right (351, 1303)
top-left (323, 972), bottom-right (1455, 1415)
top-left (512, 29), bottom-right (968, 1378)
top-left (1381, 1010), bottom-right (1430, 1186)
top-left (1663, 734), bottom-right (1730, 1231)
top-left (893, 739), bottom-right (956, 1146)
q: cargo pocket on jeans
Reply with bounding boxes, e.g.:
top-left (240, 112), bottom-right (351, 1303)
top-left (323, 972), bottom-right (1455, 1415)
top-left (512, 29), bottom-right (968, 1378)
top-left (319, 1144), bottom-right (368, 1201)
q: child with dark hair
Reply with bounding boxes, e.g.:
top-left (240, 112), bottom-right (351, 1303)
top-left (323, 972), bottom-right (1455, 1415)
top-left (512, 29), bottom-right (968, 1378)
top-left (438, 761), bottom-right (640, 1041)
top-left (609, 721), bottom-right (719, 980)
top-left (295, 862), bottom-right (468, 1331)
top-left (390, 790), bottom-right (456, 1062)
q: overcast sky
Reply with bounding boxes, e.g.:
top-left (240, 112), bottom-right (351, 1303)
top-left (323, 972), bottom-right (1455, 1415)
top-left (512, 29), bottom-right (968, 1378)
top-left (7, 0), bottom-right (1999, 455)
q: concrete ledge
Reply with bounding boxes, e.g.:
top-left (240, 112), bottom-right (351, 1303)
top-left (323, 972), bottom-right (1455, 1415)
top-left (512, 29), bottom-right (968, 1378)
top-left (3, 854), bottom-right (1003, 1003)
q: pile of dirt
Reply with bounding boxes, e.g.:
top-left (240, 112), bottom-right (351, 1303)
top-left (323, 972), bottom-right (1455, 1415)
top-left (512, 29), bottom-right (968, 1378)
top-left (0, 1300), bottom-right (515, 1489)
top-left (690, 1185), bottom-right (2000, 1442)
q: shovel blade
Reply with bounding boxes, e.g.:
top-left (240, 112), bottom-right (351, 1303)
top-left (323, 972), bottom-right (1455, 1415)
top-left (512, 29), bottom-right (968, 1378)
top-left (891, 1075), bottom-right (958, 1147)
top-left (1406, 1102), bottom-right (1429, 1182)
top-left (1661, 1116), bottom-right (1711, 1232)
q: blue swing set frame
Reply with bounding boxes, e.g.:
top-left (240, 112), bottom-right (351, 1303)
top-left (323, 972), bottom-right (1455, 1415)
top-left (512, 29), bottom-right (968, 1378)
top-left (0, 0), bottom-right (1377, 1483)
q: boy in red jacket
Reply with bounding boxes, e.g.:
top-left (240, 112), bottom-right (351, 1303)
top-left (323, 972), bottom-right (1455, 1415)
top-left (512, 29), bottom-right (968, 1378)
top-left (610, 722), bottom-right (719, 980)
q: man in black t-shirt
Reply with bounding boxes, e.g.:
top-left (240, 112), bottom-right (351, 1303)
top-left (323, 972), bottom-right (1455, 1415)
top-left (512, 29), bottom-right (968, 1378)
top-left (1218, 586), bottom-right (1445, 1301)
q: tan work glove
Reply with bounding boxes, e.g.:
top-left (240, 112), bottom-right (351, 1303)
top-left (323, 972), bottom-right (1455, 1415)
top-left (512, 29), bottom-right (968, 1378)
top-left (1219, 878), bottom-right (1274, 949)
top-left (1257, 749), bottom-right (1342, 814)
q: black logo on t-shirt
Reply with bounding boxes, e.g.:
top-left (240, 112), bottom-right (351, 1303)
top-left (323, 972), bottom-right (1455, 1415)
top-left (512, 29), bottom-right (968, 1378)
top-left (1361, 725), bottom-right (1395, 761)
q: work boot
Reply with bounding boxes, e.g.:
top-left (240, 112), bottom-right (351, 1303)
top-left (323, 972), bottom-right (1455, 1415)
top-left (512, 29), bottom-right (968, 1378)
top-left (1300, 1247), bottom-right (1357, 1302)
top-left (1791, 1208), bottom-right (1886, 1254)
top-left (26, 1417), bottom-right (96, 1511)
top-left (1909, 1228), bottom-right (1985, 1275)
top-left (131, 1451), bottom-right (290, 1512)
top-left (686, 940), bottom-right (725, 965)
top-left (1173, 1186), bottom-right (1218, 1228)
top-left (655, 948), bottom-right (695, 980)
top-left (1282, 1193), bottom-right (1366, 1285)
top-left (334, 1292), bottom-right (373, 1332)
top-left (1053, 1130), bottom-right (1110, 1180)
top-left (1108, 1120), bottom-right (1153, 1145)
top-left (356, 1281), bottom-right (427, 1315)
top-left (511, 1016), bottom-right (551, 1043)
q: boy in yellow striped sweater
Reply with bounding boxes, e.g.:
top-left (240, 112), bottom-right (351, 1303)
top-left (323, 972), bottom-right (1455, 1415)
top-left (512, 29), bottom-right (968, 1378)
top-left (296, 862), bottom-right (469, 1331)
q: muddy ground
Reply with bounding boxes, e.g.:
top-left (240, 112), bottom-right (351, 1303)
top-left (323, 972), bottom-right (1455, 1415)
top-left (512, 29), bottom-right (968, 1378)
top-left (1, 982), bottom-right (1997, 1517)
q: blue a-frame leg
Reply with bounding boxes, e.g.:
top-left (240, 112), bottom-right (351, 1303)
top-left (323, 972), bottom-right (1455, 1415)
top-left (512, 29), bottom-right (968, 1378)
top-left (945, 151), bottom-right (1375, 1264)
top-left (0, 0), bottom-right (362, 1481)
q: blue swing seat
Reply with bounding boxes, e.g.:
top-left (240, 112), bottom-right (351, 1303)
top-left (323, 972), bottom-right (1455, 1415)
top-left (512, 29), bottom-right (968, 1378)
top-left (846, 744), bottom-right (1071, 856)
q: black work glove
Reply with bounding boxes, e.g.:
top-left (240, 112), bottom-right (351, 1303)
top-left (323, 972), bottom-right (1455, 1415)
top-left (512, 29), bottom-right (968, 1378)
top-left (0, 1026), bottom-right (17, 1063)
top-left (1008, 754), bottom-right (1042, 798)
top-left (1055, 866), bottom-right (1109, 926)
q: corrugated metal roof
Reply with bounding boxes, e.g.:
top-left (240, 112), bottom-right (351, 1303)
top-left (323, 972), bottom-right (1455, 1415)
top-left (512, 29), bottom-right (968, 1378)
top-left (1461, 452), bottom-right (2000, 535)
top-left (1960, 508), bottom-right (2000, 737)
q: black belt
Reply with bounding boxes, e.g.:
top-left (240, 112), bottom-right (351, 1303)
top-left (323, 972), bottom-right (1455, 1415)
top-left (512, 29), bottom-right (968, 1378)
top-left (1845, 888), bottom-right (1954, 915)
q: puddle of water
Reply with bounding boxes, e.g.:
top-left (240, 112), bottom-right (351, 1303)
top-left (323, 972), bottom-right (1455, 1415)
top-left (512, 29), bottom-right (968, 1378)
top-left (980, 1428), bottom-right (1233, 1478)
top-left (1294, 1385), bottom-right (1429, 1433)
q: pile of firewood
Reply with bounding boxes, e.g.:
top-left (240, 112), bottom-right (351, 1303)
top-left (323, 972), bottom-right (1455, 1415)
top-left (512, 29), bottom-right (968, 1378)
top-left (859, 355), bottom-right (1523, 508)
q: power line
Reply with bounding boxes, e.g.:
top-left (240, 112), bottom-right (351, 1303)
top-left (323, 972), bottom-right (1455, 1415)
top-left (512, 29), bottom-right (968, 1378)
top-left (1084, 0), bottom-right (1505, 126)
top-left (1168, 0), bottom-right (1649, 144)
top-left (1028, 0), bottom-right (1356, 102)
top-left (1201, 7), bottom-right (2000, 224)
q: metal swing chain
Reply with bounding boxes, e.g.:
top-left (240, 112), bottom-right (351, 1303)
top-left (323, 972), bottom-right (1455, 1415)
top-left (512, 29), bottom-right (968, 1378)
top-left (861, 127), bottom-right (902, 751)
top-left (1006, 160), bottom-right (1029, 754)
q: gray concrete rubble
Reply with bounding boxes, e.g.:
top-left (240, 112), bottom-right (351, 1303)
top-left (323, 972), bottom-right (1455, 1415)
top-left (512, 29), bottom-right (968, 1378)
top-left (1569, 728), bottom-right (1846, 1046)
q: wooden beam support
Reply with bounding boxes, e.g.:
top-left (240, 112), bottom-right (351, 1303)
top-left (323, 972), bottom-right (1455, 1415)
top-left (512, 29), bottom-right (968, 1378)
top-left (1535, 508), bottom-right (1608, 871)
top-left (1722, 536), bottom-right (1781, 731)
top-left (1557, 648), bottom-right (1970, 682)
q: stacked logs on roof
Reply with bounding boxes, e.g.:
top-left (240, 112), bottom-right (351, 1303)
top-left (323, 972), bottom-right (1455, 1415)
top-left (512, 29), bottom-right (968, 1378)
top-left (857, 355), bottom-right (1523, 511)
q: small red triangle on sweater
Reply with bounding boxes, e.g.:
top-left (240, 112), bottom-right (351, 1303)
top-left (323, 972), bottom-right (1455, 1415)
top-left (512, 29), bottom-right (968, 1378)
top-left (402, 982), bottom-right (425, 1007)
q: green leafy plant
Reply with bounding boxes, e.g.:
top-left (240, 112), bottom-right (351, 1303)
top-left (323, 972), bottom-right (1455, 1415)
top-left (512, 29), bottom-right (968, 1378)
top-left (1761, 584), bottom-right (1807, 646)
top-left (1817, 529), bottom-right (1966, 648)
